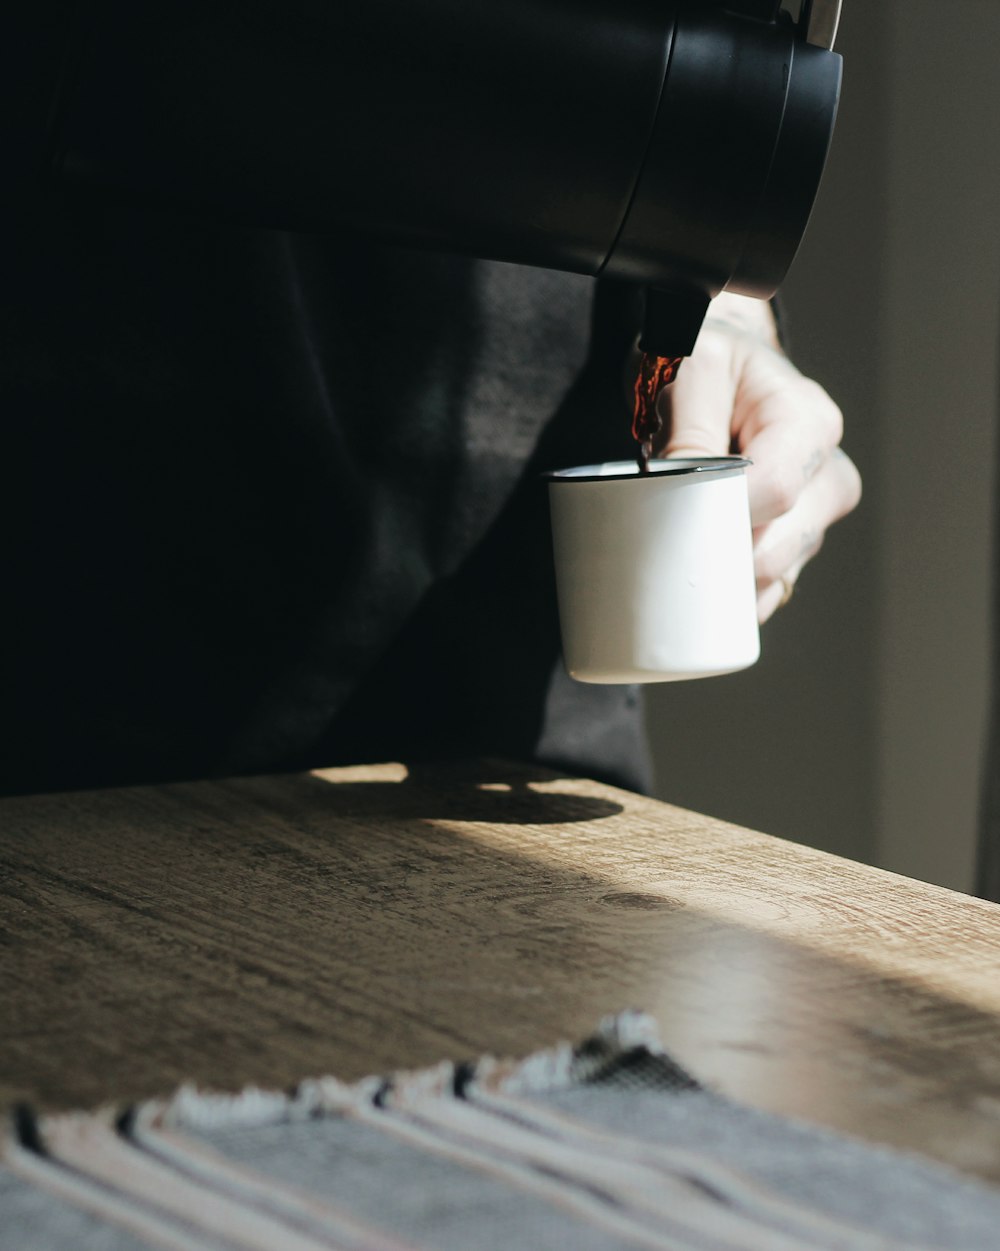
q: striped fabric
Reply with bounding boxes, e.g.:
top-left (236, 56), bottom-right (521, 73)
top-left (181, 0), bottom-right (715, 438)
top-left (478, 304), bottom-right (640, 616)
top-left (5, 1012), bottom-right (1000, 1250)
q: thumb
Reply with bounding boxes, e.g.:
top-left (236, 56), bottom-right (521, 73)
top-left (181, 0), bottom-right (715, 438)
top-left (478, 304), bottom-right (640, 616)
top-left (657, 353), bottom-right (739, 458)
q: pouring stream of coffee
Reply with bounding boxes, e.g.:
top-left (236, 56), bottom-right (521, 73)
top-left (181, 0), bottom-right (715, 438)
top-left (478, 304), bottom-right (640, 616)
top-left (632, 353), bottom-right (684, 473)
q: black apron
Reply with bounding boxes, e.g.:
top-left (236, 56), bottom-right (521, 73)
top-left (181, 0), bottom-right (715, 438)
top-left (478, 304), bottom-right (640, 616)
top-left (0, 183), bottom-right (653, 797)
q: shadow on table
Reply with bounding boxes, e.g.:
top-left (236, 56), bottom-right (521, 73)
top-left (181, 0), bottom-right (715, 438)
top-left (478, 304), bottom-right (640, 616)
top-left (297, 758), bottom-right (625, 824)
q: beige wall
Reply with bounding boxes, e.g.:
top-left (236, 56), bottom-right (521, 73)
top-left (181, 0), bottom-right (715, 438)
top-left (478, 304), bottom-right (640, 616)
top-left (645, 2), bottom-right (1000, 892)
top-left (874, 1), bottom-right (1000, 890)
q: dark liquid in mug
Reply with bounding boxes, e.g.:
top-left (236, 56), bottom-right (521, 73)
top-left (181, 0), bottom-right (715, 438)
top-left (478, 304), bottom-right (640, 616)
top-left (632, 353), bottom-right (683, 473)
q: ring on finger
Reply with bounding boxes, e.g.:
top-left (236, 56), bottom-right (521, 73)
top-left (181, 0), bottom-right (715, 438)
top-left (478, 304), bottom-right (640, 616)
top-left (779, 576), bottom-right (795, 607)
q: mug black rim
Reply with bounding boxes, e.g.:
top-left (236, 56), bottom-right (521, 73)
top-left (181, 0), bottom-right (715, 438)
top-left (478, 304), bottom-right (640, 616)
top-left (542, 456), bottom-right (751, 484)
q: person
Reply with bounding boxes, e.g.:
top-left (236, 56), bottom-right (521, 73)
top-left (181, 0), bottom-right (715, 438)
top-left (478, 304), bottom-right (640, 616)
top-left (1, 25), bottom-right (860, 801)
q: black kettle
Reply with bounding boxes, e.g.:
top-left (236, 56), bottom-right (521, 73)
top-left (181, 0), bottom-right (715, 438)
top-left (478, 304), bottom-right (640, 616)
top-left (48, 0), bottom-right (842, 358)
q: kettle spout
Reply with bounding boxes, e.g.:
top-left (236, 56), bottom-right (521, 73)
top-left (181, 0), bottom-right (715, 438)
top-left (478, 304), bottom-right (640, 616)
top-left (638, 286), bottom-right (712, 361)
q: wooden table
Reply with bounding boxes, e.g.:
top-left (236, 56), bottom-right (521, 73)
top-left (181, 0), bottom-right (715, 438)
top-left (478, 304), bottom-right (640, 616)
top-left (4, 759), bottom-right (1000, 1184)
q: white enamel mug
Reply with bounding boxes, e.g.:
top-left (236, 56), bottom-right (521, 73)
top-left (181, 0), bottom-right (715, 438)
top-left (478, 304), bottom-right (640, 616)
top-left (546, 457), bottom-right (759, 684)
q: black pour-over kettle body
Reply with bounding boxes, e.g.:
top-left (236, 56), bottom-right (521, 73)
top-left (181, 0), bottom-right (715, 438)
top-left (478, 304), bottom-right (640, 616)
top-left (49, 0), bottom-right (842, 357)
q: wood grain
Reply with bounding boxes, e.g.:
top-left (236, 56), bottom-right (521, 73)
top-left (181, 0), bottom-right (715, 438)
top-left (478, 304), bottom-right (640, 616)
top-left (3, 758), bottom-right (1000, 1182)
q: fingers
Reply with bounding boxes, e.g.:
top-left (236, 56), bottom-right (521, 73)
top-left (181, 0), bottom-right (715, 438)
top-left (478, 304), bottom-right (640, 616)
top-left (634, 293), bottom-right (861, 628)
top-left (654, 294), bottom-right (788, 463)
top-left (754, 448), bottom-right (862, 623)
top-left (655, 334), bottom-right (738, 457)
top-left (740, 374), bottom-right (846, 527)
top-left (756, 571), bottom-right (802, 624)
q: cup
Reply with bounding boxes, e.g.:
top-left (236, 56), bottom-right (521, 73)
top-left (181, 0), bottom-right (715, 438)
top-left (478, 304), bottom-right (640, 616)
top-left (546, 456), bottom-right (759, 683)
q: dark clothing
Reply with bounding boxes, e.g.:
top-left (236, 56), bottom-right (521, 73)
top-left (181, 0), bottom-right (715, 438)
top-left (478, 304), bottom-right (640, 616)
top-left (1, 181), bottom-right (652, 797)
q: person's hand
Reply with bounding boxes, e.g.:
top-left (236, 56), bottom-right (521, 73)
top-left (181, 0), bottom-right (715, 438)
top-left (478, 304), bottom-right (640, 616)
top-left (649, 292), bottom-right (861, 623)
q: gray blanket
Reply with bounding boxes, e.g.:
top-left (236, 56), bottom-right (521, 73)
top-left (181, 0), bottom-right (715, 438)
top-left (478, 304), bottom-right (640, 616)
top-left (4, 1012), bottom-right (999, 1250)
